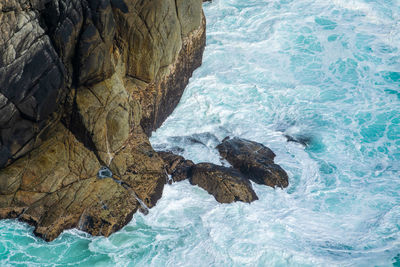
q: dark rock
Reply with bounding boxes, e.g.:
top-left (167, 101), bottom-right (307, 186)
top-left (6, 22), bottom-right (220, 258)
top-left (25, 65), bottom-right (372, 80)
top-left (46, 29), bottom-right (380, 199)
top-left (158, 151), bottom-right (259, 203)
top-left (158, 151), bottom-right (194, 182)
top-left (217, 137), bottom-right (289, 188)
top-left (190, 163), bottom-right (258, 203)
top-left (0, 3), bottom-right (67, 169)
top-left (78, 0), bottom-right (116, 85)
top-left (284, 134), bottom-right (312, 147)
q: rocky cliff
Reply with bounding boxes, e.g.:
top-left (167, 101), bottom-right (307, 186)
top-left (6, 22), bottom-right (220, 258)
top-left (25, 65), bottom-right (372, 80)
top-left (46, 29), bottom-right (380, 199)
top-left (0, 0), bottom-right (205, 241)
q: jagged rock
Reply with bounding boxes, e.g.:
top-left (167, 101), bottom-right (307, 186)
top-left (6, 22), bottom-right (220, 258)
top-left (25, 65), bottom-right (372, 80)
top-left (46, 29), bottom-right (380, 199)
top-left (158, 151), bottom-right (194, 182)
top-left (0, 0), bottom-right (206, 241)
top-left (190, 163), bottom-right (258, 203)
top-left (157, 151), bottom-right (258, 203)
top-left (217, 137), bottom-right (289, 188)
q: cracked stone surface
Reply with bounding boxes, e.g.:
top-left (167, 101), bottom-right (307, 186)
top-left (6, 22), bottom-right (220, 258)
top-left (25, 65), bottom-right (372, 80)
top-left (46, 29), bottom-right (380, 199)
top-left (0, 0), bottom-right (206, 241)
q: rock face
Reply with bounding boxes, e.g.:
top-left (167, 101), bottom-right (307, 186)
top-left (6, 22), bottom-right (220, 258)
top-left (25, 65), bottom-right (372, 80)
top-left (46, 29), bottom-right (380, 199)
top-left (217, 137), bottom-right (289, 188)
top-left (0, 0), bottom-right (206, 241)
top-left (190, 163), bottom-right (258, 204)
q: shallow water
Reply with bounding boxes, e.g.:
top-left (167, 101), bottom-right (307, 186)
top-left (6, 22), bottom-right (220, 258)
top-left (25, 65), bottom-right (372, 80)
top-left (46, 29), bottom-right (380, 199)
top-left (1, 0), bottom-right (400, 266)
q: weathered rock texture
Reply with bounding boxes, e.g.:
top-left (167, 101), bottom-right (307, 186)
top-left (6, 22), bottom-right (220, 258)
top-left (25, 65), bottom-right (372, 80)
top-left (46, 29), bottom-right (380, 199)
top-left (217, 137), bottom-right (289, 188)
top-left (0, 0), bottom-right (206, 241)
top-left (191, 163), bottom-right (258, 204)
top-left (158, 151), bottom-right (258, 204)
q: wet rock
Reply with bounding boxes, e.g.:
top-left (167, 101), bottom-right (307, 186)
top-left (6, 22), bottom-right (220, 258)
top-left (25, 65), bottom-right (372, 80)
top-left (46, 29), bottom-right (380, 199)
top-left (158, 151), bottom-right (259, 203)
top-left (109, 126), bottom-right (167, 210)
top-left (158, 151), bottom-right (194, 182)
top-left (217, 137), bottom-right (289, 188)
top-left (284, 134), bottom-right (312, 147)
top-left (97, 167), bottom-right (113, 179)
top-left (190, 163), bottom-right (258, 203)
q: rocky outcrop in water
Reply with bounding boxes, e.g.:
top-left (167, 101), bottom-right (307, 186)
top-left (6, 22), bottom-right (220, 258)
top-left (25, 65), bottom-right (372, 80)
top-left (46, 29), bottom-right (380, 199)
top-left (217, 137), bottom-right (289, 188)
top-left (0, 0), bottom-right (205, 241)
top-left (159, 151), bottom-right (258, 204)
top-left (158, 136), bottom-right (289, 203)
top-left (191, 163), bottom-right (258, 203)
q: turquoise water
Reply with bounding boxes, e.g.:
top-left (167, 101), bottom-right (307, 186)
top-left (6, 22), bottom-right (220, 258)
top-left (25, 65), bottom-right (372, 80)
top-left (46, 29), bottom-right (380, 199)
top-left (1, 0), bottom-right (400, 266)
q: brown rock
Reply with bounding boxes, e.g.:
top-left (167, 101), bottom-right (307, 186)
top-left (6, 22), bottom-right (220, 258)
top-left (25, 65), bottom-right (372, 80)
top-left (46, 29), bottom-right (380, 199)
top-left (0, 0), bottom-right (206, 241)
top-left (128, 12), bottom-right (207, 135)
top-left (110, 126), bottom-right (167, 209)
top-left (0, 124), bottom-right (139, 241)
top-left (158, 151), bottom-right (194, 182)
top-left (0, 0), bottom-right (206, 167)
top-left (217, 137), bottom-right (289, 188)
top-left (0, 123), bottom-right (166, 241)
top-left (190, 163), bottom-right (258, 203)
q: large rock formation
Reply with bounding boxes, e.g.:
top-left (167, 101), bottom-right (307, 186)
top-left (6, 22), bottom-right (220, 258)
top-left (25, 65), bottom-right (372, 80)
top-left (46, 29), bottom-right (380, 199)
top-left (0, 0), bottom-right (206, 241)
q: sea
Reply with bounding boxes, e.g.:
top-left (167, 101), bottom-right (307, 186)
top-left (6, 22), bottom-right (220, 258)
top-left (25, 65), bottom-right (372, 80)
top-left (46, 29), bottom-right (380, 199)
top-left (1, 0), bottom-right (399, 266)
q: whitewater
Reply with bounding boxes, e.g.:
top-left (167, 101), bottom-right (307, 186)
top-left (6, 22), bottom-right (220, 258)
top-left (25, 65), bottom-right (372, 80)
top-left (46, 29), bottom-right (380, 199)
top-left (1, 0), bottom-right (399, 266)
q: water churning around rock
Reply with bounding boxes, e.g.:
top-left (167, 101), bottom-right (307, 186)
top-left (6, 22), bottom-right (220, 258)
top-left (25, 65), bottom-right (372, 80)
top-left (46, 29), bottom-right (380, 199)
top-left (1, 0), bottom-right (400, 266)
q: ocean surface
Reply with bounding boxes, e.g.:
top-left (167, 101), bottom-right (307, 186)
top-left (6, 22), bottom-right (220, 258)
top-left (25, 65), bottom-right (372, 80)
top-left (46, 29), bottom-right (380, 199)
top-left (1, 0), bottom-right (400, 266)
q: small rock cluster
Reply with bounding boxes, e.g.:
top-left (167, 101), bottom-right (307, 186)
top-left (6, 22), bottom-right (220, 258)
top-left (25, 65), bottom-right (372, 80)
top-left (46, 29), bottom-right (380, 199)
top-left (159, 137), bottom-right (289, 204)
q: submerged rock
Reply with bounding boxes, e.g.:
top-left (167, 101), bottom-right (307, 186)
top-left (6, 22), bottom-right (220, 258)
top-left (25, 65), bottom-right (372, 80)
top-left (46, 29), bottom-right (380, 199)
top-left (190, 163), bottom-right (258, 203)
top-left (217, 137), bottom-right (289, 188)
top-left (284, 134), bottom-right (312, 147)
